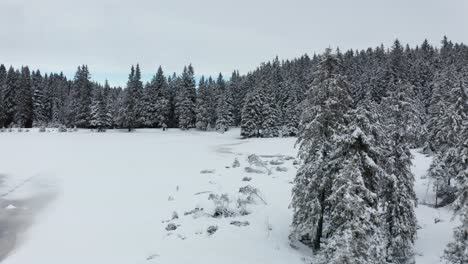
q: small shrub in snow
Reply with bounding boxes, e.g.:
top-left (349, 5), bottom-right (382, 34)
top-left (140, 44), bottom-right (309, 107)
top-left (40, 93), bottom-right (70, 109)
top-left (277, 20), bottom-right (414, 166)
top-left (168, 195), bottom-right (174, 201)
top-left (200, 169), bottom-right (215, 174)
top-left (247, 154), bottom-right (265, 167)
top-left (269, 159), bottom-right (284, 165)
top-left (276, 166), bottom-right (288, 172)
top-left (18, 128), bottom-right (23, 132)
top-left (0, 127), bottom-right (4, 132)
top-left (283, 155), bottom-right (295, 160)
top-left (8, 128), bottom-right (13, 132)
top-left (184, 208), bottom-right (206, 218)
top-left (207, 225), bottom-right (218, 235)
top-left (165, 223), bottom-right (177, 231)
top-left (39, 127), bottom-right (46, 132)
top-left (239, 185), bottom-right (267, 205)
top-left (171, 211), bottom-right (179, 220)
top-left (230, 221), bottom-right (250, 227)
top-left (58, 126), bottom-right (67, 132)
top-left (208, 193), bottom-right (235, 218)
top-left (232, 158), bottom-right (240, 168)
top-left (244, 167), bottom-right (265, 174)
top-left (242, 176), bottom-right (252, 181)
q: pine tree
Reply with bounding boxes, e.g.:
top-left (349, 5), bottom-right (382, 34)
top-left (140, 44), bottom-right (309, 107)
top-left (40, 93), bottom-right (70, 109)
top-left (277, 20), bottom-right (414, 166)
top-left (133, 64), bottom-right (145, 127)
top-left (4, 66), bottom-right (19, 127)
top-left (32, 70), bottom-right (46, 126)
top-left (195, 76), bottom-right (211, 130)
top-left (427, 65), bottom-right (467, 152)
top-left (124, 66), bottom-right (138, 131)
top-left (90, 82), bottom-right (111, 131)
top-left (443, 123), bottom-right (468, 263)
top-left (240, 87), bottom-right (263, 138)
top-left (291, 50), bottom-right (385, 263)
top-left (261, 90), bottom-right (280, 137)
top-left (280, 80), bottom-right (300, 136)
top-left (0, 64), bottom-right (7, 127)
top-left (175, 66), bottom-right (196, 130)
top-left (215, 90), bottom-right (233, 132)
top-left (74, 65), bottom-right (93, 128)
top-left (16, 66), bottom-right (34, 128)
top-left (381, 133), bottom-right (417, 263)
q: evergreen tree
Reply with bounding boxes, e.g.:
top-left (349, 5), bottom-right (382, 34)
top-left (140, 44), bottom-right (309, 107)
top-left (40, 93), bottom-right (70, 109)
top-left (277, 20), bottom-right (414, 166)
top-left (90, 82), bottom-right (111, 131)
top-left (32, 70), bottom-right (46, 126)
top-left (0, 64), bottom-right (7, 127)
top-left (16, 66), bottom-right (34, 128)
top-left (175, 66), bottom-right (196, 129)
top-left (195, 76), bottom-right (211, 130)
top-left (124, 66), bottom-right (138, 131)
top-left (443, 122), bottom-right (468, 263)
top-left (74, 65), bottom-right (93, 128)
top-left (261, 90), bottom-right (280, 137)
top-left (240, 87), bottom-right (263, 138)
top-left (4, 67), bottom-right (19, 127)
top-left (291, 50), bottom-right (385, 263)
top-left (215, 90), bottom-right (233, 132)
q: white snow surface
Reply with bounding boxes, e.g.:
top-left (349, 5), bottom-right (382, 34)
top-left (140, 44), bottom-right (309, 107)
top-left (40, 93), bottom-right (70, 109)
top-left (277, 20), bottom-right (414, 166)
top-left (411, 150), bottom-right (460, 264)
top-left (0, 130), bottom-right (458, 264)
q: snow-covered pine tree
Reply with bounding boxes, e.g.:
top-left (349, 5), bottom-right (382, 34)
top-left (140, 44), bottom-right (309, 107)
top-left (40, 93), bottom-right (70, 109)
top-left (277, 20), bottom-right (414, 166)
top-left (382, 80), bottom-right (426, 148)
top-left (90, 87), bottom-right (110, 131)
top-left (195, 76), bottom-right (211, 130)
top-left (142, 66), bottom-right (168, 128)
top-left (228, 70), bottom-right (244, 126)
top-left (153, 66), bottom-right (170, 127)
top-left (427, 68), bottom-right (468, 205)
top-left (240, 86), bottom-right (263, 138)
top-left (215, 89), bottom-right (234, 132)
top-left (291, 50), bottom-right (385, 263)
top-left (0, 64), bottom-right (8, 128)
top-left (3, 66), bottom-right (19, 127)
top-left (280, 80), bottom-right (300, 136)
top-left (16, 66), bottom-right (34, 128)
top-left (206, 76), bottom-right (218, 129)
top-left (381, 132), bottom-right (417, 263)
top-left (427, 65), bottom-right (467, 153)
top-left (443, 120), bottom-right (468, 263)
top-left (261, 89), bottom-right (280, 137)
top-left (32, 70), bottom-right (46, 127)
top-left (124, 65), bottom-right (138, 131)
top-left (175, 66), bottom-right (196, 130)
top-left (74, 65), bottom-right (93, 128)
top-left (133, 64), bottom-right (145, 127)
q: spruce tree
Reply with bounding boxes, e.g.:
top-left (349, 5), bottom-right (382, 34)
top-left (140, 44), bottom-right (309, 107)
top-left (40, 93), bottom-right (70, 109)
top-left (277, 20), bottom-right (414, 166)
top-left (195, 76), bottom-right (211, 130)
top-left (124, 66), bottom-right (138, 131)
top-left (0, 64), bottom-right (7, 127)
top-left (443, 122), bottom-right (468, 263)
top-left (291, 50), bottom-right (385, 263)
top-left (74, 65), bottom-right (93, 128)
top-left (175, 66), bottom-right (196, 130)
top-left (32, 70), bottom-right (46, 126)
top-left (17, 66), bottom-right (34, 128)
top-left (240, 87), bottom-right (263, 138)
top-left (4, 67), bottom-right (19, 127)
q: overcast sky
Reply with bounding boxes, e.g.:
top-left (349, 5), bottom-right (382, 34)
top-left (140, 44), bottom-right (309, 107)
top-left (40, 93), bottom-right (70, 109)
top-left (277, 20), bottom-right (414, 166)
top-left (1, 0), bottom-right (467, 86)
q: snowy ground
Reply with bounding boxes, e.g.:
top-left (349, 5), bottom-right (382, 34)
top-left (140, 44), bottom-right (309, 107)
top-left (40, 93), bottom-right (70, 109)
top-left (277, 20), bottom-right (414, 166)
top-left (0, 129), bottom-right (459, 263)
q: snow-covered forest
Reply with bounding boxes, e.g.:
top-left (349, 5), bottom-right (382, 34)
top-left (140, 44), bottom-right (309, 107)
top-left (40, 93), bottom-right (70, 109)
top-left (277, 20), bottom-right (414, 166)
top-left (0, 36), bottom-right (467, 263)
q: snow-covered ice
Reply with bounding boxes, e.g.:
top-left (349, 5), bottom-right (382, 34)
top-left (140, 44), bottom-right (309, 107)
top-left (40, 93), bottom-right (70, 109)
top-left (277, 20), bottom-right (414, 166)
top-left (0, 130), bottom-right (458, 264)
top-left (0, 129), bottom-right (306, 264)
